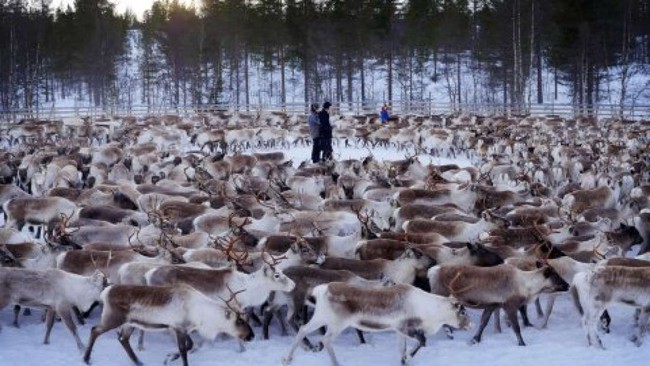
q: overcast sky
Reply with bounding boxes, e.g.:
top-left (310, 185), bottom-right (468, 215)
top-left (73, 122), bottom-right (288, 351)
top-left (50, 0), bottom-right (195, 19)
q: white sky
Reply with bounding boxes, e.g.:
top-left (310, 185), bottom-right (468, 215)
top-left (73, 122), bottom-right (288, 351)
top-left (50, 0), bottom-right (195, 19)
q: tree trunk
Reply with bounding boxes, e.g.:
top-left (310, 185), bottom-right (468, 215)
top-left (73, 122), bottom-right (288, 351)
top-left (280, 46), bottom-right (286, 106)
top-left (244, 47), bottom-right (250, 109)
top-left (536, 19), bottom-right (543, 104)
top-left (457, 53), bottom-right (462, 105)
top-left (346, 52), bottom-right (353, 108)
top-left (359, 53), bottom-right (365, 102)
top-left (303, 55), bottom-right (309, 104)
top-left (387, 50), bottom-right (393, 102)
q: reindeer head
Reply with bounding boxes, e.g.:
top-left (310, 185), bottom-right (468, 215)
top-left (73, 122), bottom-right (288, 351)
top-left (46, 212), bottom-right (81, 249)
top-left (290, 237), bottom-right (326, 265)
top-left (535, 260), bottom-right (569, 293)
top-left (260, 253), bottom-right (295, 293)
top-left (218, 285), bottom-right (255, 342)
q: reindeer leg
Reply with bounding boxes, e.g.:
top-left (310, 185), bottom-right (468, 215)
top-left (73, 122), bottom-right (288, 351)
top-left (59, 306), bottom-right (85, 350)
top-left (399, 335), bottom-right (408, 365)
top-left (599, 310), bottom-right (611, 333)
top-left (471, 307), bottom-right (496, 345)
top-left (356, 329), bottom-right (366, 344)
top-left (277, 308), bottom-right (289, 336)
top-left (43, 308), bottom-right (56, 344)
top-left (519, 305), bottom-right (533, 327)
top-left (73, 306), bottom-right (86, 325)
top-left (137, 330), bottom-right (146, 351)
top-left (262, 306), bottom-right (275, 340)
top-left (582, 303), bottom-right (606, 349)
top-left (505, 304), bottom-right (526, 346)
top-left (320, 325), bottom-right (344, 366)
top-left (118, 326), bottom-right (143, 366)
top-left (407, 330), bottom-right (426, 359)
top-left (541, 294), bottom-right (557, 329)
top-left (493, 309), bottom-right (502, 333)
top-left (630, 307), bottom-right (650, 347)
top-left (247, 308), bottom-right (262, 327)
top-left (81, 301), bottom-right (100, 320)
top-left (535, 298), bottom-right (544, 318)
top-left (13, 305), bottom-right (21, 328)
top-left (84, 317), bottom-right (125, 364)
top-left (173, 330), bottom-right (190, 366)
top-left (282, 314), bottom-right (327, 365)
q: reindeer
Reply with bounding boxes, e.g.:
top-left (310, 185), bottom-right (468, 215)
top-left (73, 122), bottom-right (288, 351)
top-left (282, 282), bottom-right (471, 366)
top-left (561, 185), bottom-right (616, 218)
top-left (319, 248), bottom-right (433, 285)
top-left (3, 197), bottom-right (78, 238)
top-left (0, 268), bottom-right (106, 349)
top-left (403, 210), bottom-right (508, 242)
top-left (83, 285), bottom-right (254, 366)
top-left (391, 203), bottom-right (466, 233)
top-left (261, 266), bottom-right (380, 341)
top-left (428, 263), bottom-right (569, 346)
top-left (573, 264), bottom-right (650, 348)
top-left (145, 260), bottom-right (296, 312)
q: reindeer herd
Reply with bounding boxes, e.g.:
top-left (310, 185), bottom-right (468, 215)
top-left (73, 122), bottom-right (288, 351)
top-left (0, 111), bottom-right (649, 366)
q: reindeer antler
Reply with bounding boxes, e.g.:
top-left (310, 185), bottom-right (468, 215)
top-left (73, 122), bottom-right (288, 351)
top-left (261, 248), bottom-right (287, 270)
top-left (218, 284), bottom-right (246, 313)
top-left (215, 234), bottom-right (250, 267)
top-left (445, 270), bottom-right (476, 297)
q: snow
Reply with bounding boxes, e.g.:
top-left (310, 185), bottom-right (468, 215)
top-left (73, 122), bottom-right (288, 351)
top-left (1, 144), bottom-right (648, 366)
top-left (0, 294), bottom-right (646, 366)
top-left (243, 144), bottom-right (475, 168)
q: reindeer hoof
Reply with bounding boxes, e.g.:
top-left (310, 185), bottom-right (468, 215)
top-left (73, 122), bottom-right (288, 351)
top-left (518, 341), bottom-right (526, 346)
top-left (401, 355), bottom-right (412, 365)
top-left (630, 335), bottom-right (643, 347)
top-left (312, 342), bottom-right (324, 352)
top-left (444, 327), bottom-right (454, 340)
top-left (281, 356), bottom-right (293, 366)
top-left (164, 353), bottom-right (180, 365)
top-left (468, 337), bottom-right (480, 346)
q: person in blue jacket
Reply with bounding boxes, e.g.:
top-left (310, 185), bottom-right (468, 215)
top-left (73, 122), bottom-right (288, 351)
top-left (380, 103), bottom-right (390, 123)
top-left (308, 103), bottom-right (321, 163)
top-left (318, 101), bottom-right (333, 161)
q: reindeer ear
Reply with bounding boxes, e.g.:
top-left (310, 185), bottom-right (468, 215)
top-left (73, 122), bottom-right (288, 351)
top-left (290, 242), bottom-right (300, 253)
top-left (535, 260), bottom-right (545, 269)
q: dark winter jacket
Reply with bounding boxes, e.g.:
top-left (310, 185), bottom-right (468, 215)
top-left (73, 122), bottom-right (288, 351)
top-left (318, 109), bottom-right (332, 139)
top-left (308, 112), bottom-right (320, 138)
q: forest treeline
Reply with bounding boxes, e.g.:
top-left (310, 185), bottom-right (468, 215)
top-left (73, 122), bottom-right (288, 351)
top-left (1, 0), bottom-right (649, 112)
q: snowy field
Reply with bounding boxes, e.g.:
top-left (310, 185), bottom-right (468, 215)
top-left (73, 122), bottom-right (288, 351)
top-left (0, 292), bottom-right (646, 366)
top-left (0, 144), bottom-right (648, 366)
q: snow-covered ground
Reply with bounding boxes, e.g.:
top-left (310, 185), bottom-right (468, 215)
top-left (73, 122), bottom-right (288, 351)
top-left (240, 144), bottom-right (476, 168)
top-left (0, 294), bottom-right (646, 366)
top-left (1, 144), bottom-right (649, 366)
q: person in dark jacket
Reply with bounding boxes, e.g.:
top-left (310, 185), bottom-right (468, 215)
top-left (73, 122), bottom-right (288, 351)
top-left (380, 103), bottom-right (390, 123)
top-left (318, 101), bottom-right (333, 161)
top-left (308, 103), bottom-right (321, 163)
